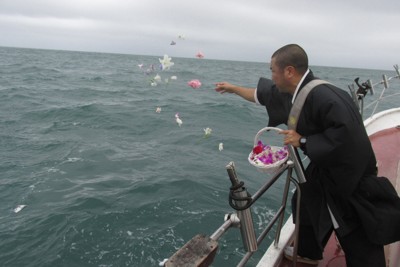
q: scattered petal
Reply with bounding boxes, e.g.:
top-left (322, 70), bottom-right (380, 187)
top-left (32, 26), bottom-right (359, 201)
top-left (156, 107), bottom-right (161, 113)
top-left (170, 76), bottom-right (177, 80)
top-left (153, 74), bottom-right (162, 83)
top-left (188, 79), bottom-right (202, 89)
top-left (159, 55), bottom-right (174, 71)
top-left (204, 127), bottom-right (212, 137)
top-left (219, 143), bottom-right (224, 151)
top-left (14, 205), bottom-right (27, 213)
top-left (175, 113), bottom-right (183, 127)
top-left (145, 64), bottom-right (155, 75)
top-left (195, 51), bottom-right (204, 59)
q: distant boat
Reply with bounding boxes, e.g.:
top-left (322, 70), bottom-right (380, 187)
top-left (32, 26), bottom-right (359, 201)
top-left (164, 65), bottom-right (400, 267)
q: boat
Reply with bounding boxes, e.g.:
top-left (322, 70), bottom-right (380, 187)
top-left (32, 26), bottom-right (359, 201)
top-left (164, 65), bottom-right (400, 267)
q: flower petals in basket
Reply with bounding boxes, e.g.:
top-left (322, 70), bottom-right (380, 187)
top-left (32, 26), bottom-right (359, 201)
top-left (248, 140), bottom-right (289, 173)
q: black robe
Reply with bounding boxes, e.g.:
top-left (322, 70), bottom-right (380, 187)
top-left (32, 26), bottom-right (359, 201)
top-left (256, 72), bottom-right (397, 244)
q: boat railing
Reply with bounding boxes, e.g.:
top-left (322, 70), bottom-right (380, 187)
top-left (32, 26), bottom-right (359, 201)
top-left (164, 145), bottom-right (307, 267)
top-left (348, 64), bottom-right (400, 118)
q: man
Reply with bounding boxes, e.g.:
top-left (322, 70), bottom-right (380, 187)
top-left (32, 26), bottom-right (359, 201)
top-left (215, 44), bottom-right (385, 266)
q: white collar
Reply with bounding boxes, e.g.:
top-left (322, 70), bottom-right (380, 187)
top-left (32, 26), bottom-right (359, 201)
top-left (291, 69), bottom-right (310, 104)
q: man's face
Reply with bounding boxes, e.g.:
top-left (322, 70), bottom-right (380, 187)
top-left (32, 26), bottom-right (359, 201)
top-left (270, 57), bottom-right (293, 94)
top-left (270, 58), bottom-right (285, 93)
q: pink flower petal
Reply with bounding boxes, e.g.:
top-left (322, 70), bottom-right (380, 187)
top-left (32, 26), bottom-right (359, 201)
top-left (187, 79), bottom-right (202, 89)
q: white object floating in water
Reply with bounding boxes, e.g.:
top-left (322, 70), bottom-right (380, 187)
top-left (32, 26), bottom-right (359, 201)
top-left (170, 76), bottom-right (177, 80)
top-left (203, 127), bottom-right (212, 137)
top-left (175, 113), bottom-right (183, 127)
top-left (14, 205), bottom-right (27, 213)
top-left (219, 143), bottom-right (224, 151)
top-left (153, 74), bottom-right (162, 83)
top-left (156, 107), bottom-right (161, 113)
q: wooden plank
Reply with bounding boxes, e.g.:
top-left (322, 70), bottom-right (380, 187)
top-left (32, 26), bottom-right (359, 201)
top-left (165, 234), bottom-right (218, 267)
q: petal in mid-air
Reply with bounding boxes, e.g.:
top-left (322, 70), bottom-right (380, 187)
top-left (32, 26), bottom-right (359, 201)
top-left (195, 51), bottom-right (204, 59)
top-left (187, 79), bottom-right (202, 89)
top-left (159, 55), bottom-right (174, 71)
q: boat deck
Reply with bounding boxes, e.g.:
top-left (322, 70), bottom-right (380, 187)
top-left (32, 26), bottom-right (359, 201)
top-left (279, 233), bottom-right (346, 266)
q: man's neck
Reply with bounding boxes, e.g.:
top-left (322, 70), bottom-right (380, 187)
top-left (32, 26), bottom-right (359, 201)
top-left (291, 69), bottom-right (310, 103)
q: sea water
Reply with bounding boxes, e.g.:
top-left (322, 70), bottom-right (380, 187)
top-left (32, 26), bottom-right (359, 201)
top-left (0, 46), bottom-right (396, 267)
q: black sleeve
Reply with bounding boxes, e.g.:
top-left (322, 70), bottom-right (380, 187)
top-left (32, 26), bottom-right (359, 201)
top-left (256, 77), bottom-right (292, 127)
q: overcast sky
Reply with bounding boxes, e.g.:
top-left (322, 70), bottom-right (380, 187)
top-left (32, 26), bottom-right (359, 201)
top-left (0, 0), bottom-right (399, 70)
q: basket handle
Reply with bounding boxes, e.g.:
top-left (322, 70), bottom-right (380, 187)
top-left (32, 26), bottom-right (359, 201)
top-left (253, 127), bottom-right (283, 146)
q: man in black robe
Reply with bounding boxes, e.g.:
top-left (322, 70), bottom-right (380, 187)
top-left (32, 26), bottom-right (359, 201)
top-left (215, 44), bottom-right (386, 267)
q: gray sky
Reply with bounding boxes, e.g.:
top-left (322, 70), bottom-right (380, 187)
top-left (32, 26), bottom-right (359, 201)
top-left (1, 0), bottom-right (399, 69)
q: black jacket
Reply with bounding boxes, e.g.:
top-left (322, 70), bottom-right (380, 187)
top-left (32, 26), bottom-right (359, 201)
top-left (256, 72), bottom-right (400, 245)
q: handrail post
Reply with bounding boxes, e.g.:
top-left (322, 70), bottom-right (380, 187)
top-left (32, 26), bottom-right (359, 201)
top-left (274, 162), bottom-right (294, 247)
top-left (287, 146), bottom-right (307, 267)
top-left (290, 176), bottom-right (302, 267)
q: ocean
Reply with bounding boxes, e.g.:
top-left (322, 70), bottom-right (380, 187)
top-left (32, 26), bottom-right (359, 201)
top-left (0, 46), bottom-right (396, 267)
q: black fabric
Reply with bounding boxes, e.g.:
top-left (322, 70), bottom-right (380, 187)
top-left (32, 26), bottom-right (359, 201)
top-left (256, 77), bottom-right (292, 127)
top-left (336, 226), bottom-right (386, 267)
top-left (295, 224), bottom-right (327, 260)
top-left (350, 175), bottom-right (400, 245)
top-left (256, 71), bottom-right (400, 258)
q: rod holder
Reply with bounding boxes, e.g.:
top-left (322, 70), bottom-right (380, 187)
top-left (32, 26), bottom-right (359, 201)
top-left (367, 79), bottom-right (374, 95)
top-left (394, 64), bottom-right (400, 77)
top-left (226, 162), bottom-right (258, 252)
top-left (383, 74), bottom-right (389, 89)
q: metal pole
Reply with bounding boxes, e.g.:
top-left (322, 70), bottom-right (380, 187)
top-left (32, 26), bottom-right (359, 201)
top-left (226, 162), bottom-right (258, 253)
top-left (287, 145), bottom-right (307, 183)
top-left (290, 177), bottom-right (302, 267)
top-left (274, 163), bottom-right (293, 247)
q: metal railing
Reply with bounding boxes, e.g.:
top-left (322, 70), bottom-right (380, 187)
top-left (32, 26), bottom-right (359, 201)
top-left (348, 64), bottom-right (400, 118)
top-left (165, 145), bottom-right (307, 267)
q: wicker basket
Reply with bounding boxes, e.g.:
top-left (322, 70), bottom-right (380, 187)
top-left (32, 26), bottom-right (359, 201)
top-left (248, 127), bottom-right (288, 173)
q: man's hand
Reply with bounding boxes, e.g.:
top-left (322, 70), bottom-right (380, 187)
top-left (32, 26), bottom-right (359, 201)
top-left (279, 130), bottom-right (301, 147)
top-left (215, 82), bottom-right (236, 94)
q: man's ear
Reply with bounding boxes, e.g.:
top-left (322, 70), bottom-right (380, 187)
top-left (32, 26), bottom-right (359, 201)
top-left (285, 65), bottom-right (296, 78)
